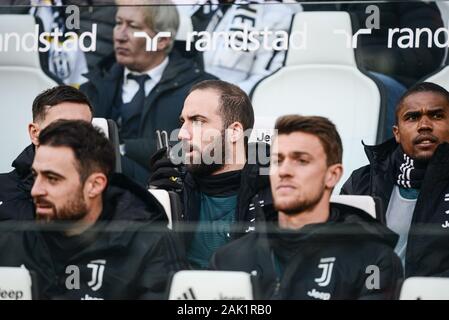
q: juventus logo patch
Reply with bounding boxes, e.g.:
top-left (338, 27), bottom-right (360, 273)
top-left (314, 257), bottom-right (336, 287)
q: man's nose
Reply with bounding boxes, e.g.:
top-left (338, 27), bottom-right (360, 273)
top-left (178, 124), bottom-right (191, 141)
top-left (418, 116), bottom-right (433, 132)
top-left (278, 159), bottom-right (293, 177)
top-left (114, 25), bottom-right (128, 42)
top-left (31, 177), bottom-right (46, 198)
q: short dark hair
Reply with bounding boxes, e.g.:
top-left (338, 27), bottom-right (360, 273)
top-left (38, 120), bottom-right (115, 182)
top-left (395, 82), bottom-right (449, 124)
top-left (274, 115), bottom-right (343, 166)
top-left (188, 80), bottom-right (255, 132)
top-left (32, 85), bottom-right (93, 123)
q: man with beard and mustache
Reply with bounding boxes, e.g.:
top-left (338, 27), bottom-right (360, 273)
top-left (0, 120), bottom-right (186, 299)
top-left (209, 115), bottom-right (402, 299)
top-left (149, 79), bottom-right (272, 269)
top-left (341, 82), bottom-right (449, 277)
top-left (0, 85), bottom-right (93, 221)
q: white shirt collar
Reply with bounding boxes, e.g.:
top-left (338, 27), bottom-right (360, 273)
top-left (123, 57), bottom-right (169, 85)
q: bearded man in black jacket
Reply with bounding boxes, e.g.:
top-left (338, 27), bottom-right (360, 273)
top-left (342, 82), bottom-right (449, 278)
top-left (210, 115), bottom-right (403, 300)
top-left (0, 120), bottom-right (186, 299)
top-left (149, 80), bottom-right (272, 270)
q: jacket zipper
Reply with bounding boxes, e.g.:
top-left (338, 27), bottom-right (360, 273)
top-left (270, 250), bottom-right (282, 299)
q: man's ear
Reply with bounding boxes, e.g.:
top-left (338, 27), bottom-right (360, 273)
top-left (28, 123), bottom-right (40, 146)
top-left (84, 173), bottom-right (108, 199)
top-left (156, 36), bottom-right (171, 52)
top-left (325, 163), bottom-right (343, 189)
top-left (227, 121), bottom-right (244, 144)
top-left (393, 125), bottom-right (400, 144)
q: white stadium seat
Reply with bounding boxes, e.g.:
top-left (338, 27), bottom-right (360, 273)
top-left (422, 66), bottom-right (449, 90)
top-left (419, 3), bottom-right (449, 91)
top-left (330, 195), bottom-right (378, 219)
top-left (149, 189), bottom-right (173, 229)
top-left (0, 266), bottom-right (33, 300)
top-left (168, 270), bottom-right (254, 300)
top-left (92, 118), bottom-right (122, 173)
top-left (250, 11), bottom-right (386, 192)
top-left (400, 277), bottom-right (449, 300)
top-left (0, 14), bottom-right (58, 172)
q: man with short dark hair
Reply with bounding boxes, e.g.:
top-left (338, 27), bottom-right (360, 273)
top-left (210, 114), bottom-right (403, 300)
top-left (0, 120), bottom-right (184, 299)
top-left (0, 85), bottom-right (93, 221)
top-left (342, 82), bottom-right (449, 277)
top-left (149, 79), bottom-right (272, 269)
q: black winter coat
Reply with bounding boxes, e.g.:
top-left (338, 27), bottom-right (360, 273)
top-left (341, 138), bottom-right (449, 277)
top-left (180, 144), bottom-right (274, 246)
top-left (0, 144), bottom-right (35, 221)
top-left (0, 173), bottom-right (187, 299)
top-left (210, 203), bottom-right (403, 300)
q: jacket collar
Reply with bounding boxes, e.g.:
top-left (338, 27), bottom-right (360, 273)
top-left (85, 51), bottom-right (201, 90)
top-left (363, 138), bottom-right (449, 178)
top-left (12, 144), bottom-right (35, 178)
top-left (363, 138), bottom-right (398, 166)
top-left (260, 203), bottom-right (398, 249)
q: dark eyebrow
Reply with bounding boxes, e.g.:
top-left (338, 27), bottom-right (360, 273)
top-left (272, 151), bottom-right (312, 158)
top-left (290, 151), bottom-right (312, 158)
top-left (403, 107), bottom-right (446, 118)
top-left (180, 114), bottom-right (207, 122)
top-left (428, 108), bottom-right (446, 114)
top-left (32, 168), bottom-right (65, 180)
top-left (402, 110), bottom-right (422, 118)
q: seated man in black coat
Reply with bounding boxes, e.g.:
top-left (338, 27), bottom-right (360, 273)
top-left (342, 82), bottom-right (449, 278)
top-left (0, 120), bottom-right (186, 299)
top-left (149, 80), bottom-right (273, 270)
top-left (0, 85), bottom-right (93, 221)
top-left (210, 115), bottom-right (403, 299)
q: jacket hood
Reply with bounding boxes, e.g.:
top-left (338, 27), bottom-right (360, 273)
top-left (362, 138), bottom-right (398, 166)
top-left (101, 173), bottom-right (167, 223)
top-left (10, 144), bottom-right (35, 195)
top-left (12, 144), bottom-right (35, 179)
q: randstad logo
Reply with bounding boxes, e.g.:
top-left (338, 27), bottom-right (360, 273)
top-left (134, 31), bottom-right (172, 52)
top-left (138, 25), bottom-right (307, 52)
top-left (0, 24), bottom-right (97, 53)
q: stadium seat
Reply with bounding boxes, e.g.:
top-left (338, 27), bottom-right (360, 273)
top-left (149, 189), bottom-right (173, 229)
top-left (330, 195), bottom-right (379, 219)
top-left (420, 1), bottom-right (449, 89)
top-left (422, 65), bottom-right (449, 90)
top-left (0, 14), bottom-right (58, 172)
top-left (0, 266), bottom-right (34, 300)
top-left (250, 11), bottom-right (387, 192)
top-left (168, 270), bottom-right (254, 300)
top-left (436, 1), bottom-right (449, 66)
top-left (92, 118), bottom-right (122, 173)
top-left (400, 277), bottom-right (449, 300)
top-left (148, 188), bottom-right (183, 230)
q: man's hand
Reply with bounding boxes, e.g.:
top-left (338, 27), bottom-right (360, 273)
top-left (148, 147), bottom-right (183, 191)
